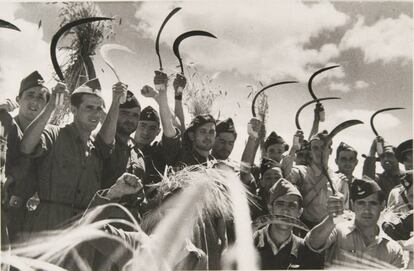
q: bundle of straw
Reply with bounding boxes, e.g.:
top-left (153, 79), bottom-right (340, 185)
top-left (50, 2), bottom-right (113, 125)
top-left (183, 65), bottom-right (224, 118)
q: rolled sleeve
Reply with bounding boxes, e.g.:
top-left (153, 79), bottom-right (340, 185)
top-left (94, 133), bottom-right (114, 159)
top-left (31, 125), bottom-right (60, 158)
top-left (158, 128), bottom-right (181, 164)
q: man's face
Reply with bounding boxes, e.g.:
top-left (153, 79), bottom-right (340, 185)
top-left (310, 140), bottom-right (331, 166)
top-left (190, 122), bottom-right (216, 152)
top-left (260, 168), bottom-right (283, 191)
top-left (17, 86), bottom-right (48, 121)
top-left (270, 194), bottom-right (302, 230)
top-left (212, 132), bottom-right (236, 160)
top-left (403, 151), bottom-right (413, 171)
top-left (295, 150), bottom-right (309, 166)
top-left (135, 120), bottom-right (160, 145)
top-left (71, 94), bottom-right (104, 132)
top-left (266, 143), bottom-right (285, 162)
top-left (352, 193), bottom-right (384, 228)
top-left (117, 107), bottom-right (140, 136)
top-left (380, 151), bottom-right (399, 172)
top-left (336, 150), bottom-right (358, 176)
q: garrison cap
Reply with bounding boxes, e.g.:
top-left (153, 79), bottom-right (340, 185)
top-left (336, 141), bottom-right (358, 158)
top-left (264, 131), bottom-right (289, 151)
top-left (395, 139), bottom-right (413, 164)
top-left (71, 78), bottom-right (103, 99)
top-left (120, 91), bottom-right (140, 109)
top-left (350, 176), bottom-right (383, 201)
top-left (19, 71), bottom-right (49, 96)
top-left (216, 118), bottom-right (236, 135)
top-left (268, 178), bottom-right (302, 205)
top-left (139, 106), bottom-right (160, 123)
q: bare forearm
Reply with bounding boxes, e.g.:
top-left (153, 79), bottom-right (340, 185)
top-left (99, 101), bottom-right (119, 145)
top-left (241, 136), bottom-right (260, 165)
top-left (174, 99), bottom-right (185, 133)
top-left (20, 103), bottom-right (55, 154)
top-left (308, 216), bottom-right (335, 250)
top-left (157, 91), bottom-right (176, 138)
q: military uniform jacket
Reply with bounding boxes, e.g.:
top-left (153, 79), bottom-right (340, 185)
top-left (24, 123), bottom-right (112, 234)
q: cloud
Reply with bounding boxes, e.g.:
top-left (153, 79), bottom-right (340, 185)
top-left (340, 14), bottom-right (413, 64)
top-left (354, 80), bottom-right (369, 89)
top-left (134, 1), bottom-right (349, 82)
top-left (0, 3), bottom-right (53, 101)
top-left (330, 109), bottom-right (401, 131)
top-left (329, 82), bottom-right (351, 93)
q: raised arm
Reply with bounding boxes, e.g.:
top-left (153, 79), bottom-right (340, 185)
top-left (20, 82), bottom-right (66, 154)
top-left (308, 103), bottom-right (322, 141)
top-left (173, 74), bottom-right (186, 134)
top-left (362, 136), bottom-right (381, 179)
top-left (153, 71), bottom-right (176, 138)
top-left (240, 117), bottom-right (262, 185)
top-left (98, 82), bottom-right (126, 144)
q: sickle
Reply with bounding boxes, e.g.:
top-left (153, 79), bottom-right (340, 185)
top-left (251, 81), bottom-right (298, 117)
top-left (50, 17), bottom-right (113, 81)
top-left (308, 65), bottom-right (340, 100)
top-left (100, 43), bottom-right (135, 82)
top-left (370, 107), bottom-right (405, 136)
top-left (321, 119), bottom-right (363, 194)
top-left (0, 19), bottom-right (20, 31)
top-left (295, 97), bottom-right (340, 130)
top-left (155, 7), bottom-right (181, 71)
top-left (173, 30), bottom-right (217, 74)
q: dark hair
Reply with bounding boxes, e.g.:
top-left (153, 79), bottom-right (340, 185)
top-left (70, 93), bottom-right (84, 108)
top-left (351, 191), bottom-right (386, 203)
top-left (19, 87), bottom-right (51, 102)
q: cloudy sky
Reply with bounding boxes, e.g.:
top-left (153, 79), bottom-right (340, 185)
top-left (0, 1), bottom-right (412, 176)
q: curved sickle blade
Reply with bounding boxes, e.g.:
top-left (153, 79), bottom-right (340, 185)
top-left (0, 19), bottom-right (20, 31)
top-left (326, 119), bottom-right (364, 143)
top-left (295, 97), bottom-right (340, 130)
top-left (308, 65), bottom-right (340, 100)
top-left (173, 30), bottom-right (217, 74)
top-left (50, 17), bottom-right (113, 81)
top-left (155, 7), bottom-right (181, 71)
top-left (370, 107), bottom-right (405, 136)
top-left (251, 81), bottom-right (298, 117)
top-left (100, 43), bottom-right (135, 82)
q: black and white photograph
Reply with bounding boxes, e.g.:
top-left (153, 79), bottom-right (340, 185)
top-left (0, 1), bottom-right (412, 270)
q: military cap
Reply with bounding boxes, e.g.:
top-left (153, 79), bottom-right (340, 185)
top-left (187, 114), bottom-right (216, 132)
top-left (139, 106), bottom-right (160, 123)
top-left (71, 78), bottom-right (103, 99)
top-left (260, 157), bottom-right (279, 177)
top-left (336, 141), bottom-right (358, 158)
top-left (350, 176), bottom-right (383, 201)
top-left (19, 71), bottom-right (49, 96)
top-left (264, 131), bottom-right (289, 151)
top-left (120, 91), bottom-right (140, 109)
top-left (269, 178), bottom-right (302, 205)
top-left (395, 139), bottom-right (413, 164)
top-left (216, 118), bottom-right (236, 135)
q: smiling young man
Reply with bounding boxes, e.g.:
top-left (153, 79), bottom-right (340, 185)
top-left (20, 78), bottom-right (122, 233)
top-left (254, 178), bottom-right (323, 269)
top-left (0, 71), bottom-right (50, 242)
top-left (335, 142), bottom-right (358, 183)
top-left (306, 177), bottom-right (406, 268)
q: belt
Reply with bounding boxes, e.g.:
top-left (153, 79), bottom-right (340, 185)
top-left (40, 199), bottom-right (86, 211)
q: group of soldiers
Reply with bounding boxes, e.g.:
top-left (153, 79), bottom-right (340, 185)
top-left (0, 64), bottom-right (412, 270)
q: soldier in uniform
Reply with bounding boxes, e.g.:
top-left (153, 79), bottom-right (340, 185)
top-left (19, 78), bottom-right (122, 234)
top-left (306, 177), bottom-right (406, 269)
top-left (254, 178), bottom-right (324, 269)
top-left (102, 90), bottom-right (144, 189)
top-left (363, 137), bottom-right (401, 201)
top-left (288, 131), bottom-right (348, 228)
top-left (0, 71), bottom-right (50, 242)
top-left (212, 118), bottom-right (237, 161)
